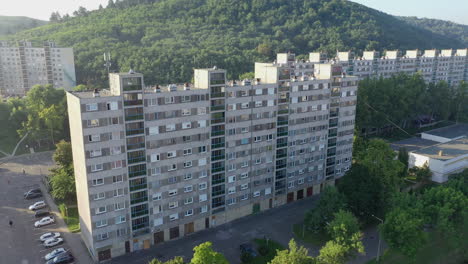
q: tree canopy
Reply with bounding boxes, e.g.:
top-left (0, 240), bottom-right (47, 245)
top-left (304, 186), bottom-right (347, 232)
top-left (190, 242), bottom-right (229, 264)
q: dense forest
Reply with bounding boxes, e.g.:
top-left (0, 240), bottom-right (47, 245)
top-left (7, 0), bottom-right (467, 87)
top-left (399, 16), bottom-right (468, 46)
top-left (0, 16), bottom-right (47, 37)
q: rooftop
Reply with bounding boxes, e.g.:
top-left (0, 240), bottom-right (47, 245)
top-left (69, 89), bottom-right (116, 98)
top-left (390, 137), bottom-right (438, 152)
top-left (422, 123), bottom-right (468, 139)
top-left (412, 137), bottom-right (468, 161)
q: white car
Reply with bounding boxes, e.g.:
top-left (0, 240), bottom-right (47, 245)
top-left (29, 201), bottom-right (46, 211)
top-left (43, 237), bottom-right (64, 248)
top-left (40, 232), bottom-right (61, 242)
top-left (34, 216), bottom-right (55, 227)
top-left (44, 248), bottom-right (67, 261)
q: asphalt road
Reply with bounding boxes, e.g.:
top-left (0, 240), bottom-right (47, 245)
top-left (0, 152), bottom-right (70, 264)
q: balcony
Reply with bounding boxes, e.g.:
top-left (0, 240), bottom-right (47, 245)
top-left (278, 109), bottom-right (289, 115)
top-left (329, 133), bottom-right (337, 137)
top-left (277, 131), bottom-right (288, 137)
top-left (211, 105), bottom-right (225, 111)
top-left (212, 167), bottom-right (225, 173)
top-left (211, 118), bottom-right (225, 124)
top-left (126, 128), bottom-right (144, 136)
top-left (123, 84), bottom-right (142, 91)
top-left (210, 80), bottom-right (225, 85)
top-left (128, 156), bottom-right (146, 164)
top-left (212, 177), bottom-right (225, 185)
top-left (132, 222), bottom-right (149, 231)
top-left (127, 142), bottom-right (145, 150)
top-left (210, 92), bottom-right (225, 98)
top-left (277, 153), bottom-right (287, 159)
top-left (130, 196), bottom-right (148, 205)
top-left (131, 209), bottom-right (149, 218)
top-left (125, 114), bottom-right (144, 121)
top-left (129, 183), bottom-right (148, 192)
top-left (211, 130), bottom-right (225, 137)
top-left (277, 142), bottom-right (287, 148)
top-left (277, 121), bottom-right (288, 126)
top-left (211, 143), bottom-right (225, 149)
top-left (276, 164), bottom-right (286, 170)
top-left (211, 154), bottom-right (225, 161)
top-left (129, 170), bottom-right (146, 178)
top-left (212, 190), bottom-right (225, 197)
top-left (328, 142), bottom-right (336, 147)
top-left (124, 100), bottom-right (143, 106)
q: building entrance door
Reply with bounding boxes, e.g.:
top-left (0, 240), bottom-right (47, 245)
top-left (154, 231), bottom-right (164, 244)
top-left (185, 222), bottom-right (195, 235)
top-left (306, 187), bottom-right (313, 197)
top-left (297, 189), bottom-right (304, 200)
top-left (287, 192), bottom-right (294, 203)
top-left (98, 249), bottom-right (111, 261)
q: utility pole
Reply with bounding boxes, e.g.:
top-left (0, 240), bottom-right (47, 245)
top-left (371, 214), bottom-right (384, 262)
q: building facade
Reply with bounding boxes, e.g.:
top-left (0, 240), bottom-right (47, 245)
top-left (0, 41), bottom-right (76, 96)
top-left (67, 53), bottom-right (358, 261)
top-left (325, 48), bottom-right (468, 86)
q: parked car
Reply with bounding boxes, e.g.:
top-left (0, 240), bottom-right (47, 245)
top-left (46, 252), bottom-right (74, 264)
top-left (34, 216), bottom-right (55, 227)
top-left (44, 237), bottom-right (64, 248)
top-left (24, 192), bottom-right (42, 199)
top-left (24, 188), bottom-right (41, 196)
top-left (44, 248), bottom-right (67, 261)
top-left (40, 232), bottom-right (61, 242)
top-left (29, 201), bottom-right (47, 210)
top-left (240, 243), bottom-right (258, 257)
top-left (35, 210), bottom-right (51, 218)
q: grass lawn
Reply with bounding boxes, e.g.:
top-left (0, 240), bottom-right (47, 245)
top-left (366, 228), bottom-right (467, 264)
top-left (58, 203), bottom-right (80, 233)
top-left (242, 239), bottom-right (285, 264)
top-left (293, 223), bottom-right (329, 246)
top-left (0, 129), bottom-right (19, 154)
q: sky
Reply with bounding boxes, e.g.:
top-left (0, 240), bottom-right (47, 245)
top-left (1, 0), bottom-right (467, 25)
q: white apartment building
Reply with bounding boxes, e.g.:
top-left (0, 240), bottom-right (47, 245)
top-left (330, 48), bottom-right (468, 86)
top-left (0, 41), bottom-right (76, 96)
top-left (67, 53), bottom-right (358, 262)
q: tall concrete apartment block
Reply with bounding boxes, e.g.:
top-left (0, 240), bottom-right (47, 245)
top-left (67, 53), bottom-right (358, 262)
top-left (0, 41), bottom-right (76, 96)
top-left (331, 48), bottom-right (468, 86)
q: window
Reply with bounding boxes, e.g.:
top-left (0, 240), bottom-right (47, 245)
top-left (184, 197), bottom-right (193, 204)
top-left (113, 188), bottom-right (124, 197)
top-left (150, 153), bottom-right (160, 162)
top-left (228, 164), bottom-right (235, 171)
top-left (183, 148), bottom-right (192, 155)
top-left (166, 124), bottom-right (176, 132)
top-left (94, 192), bottom-right (105, 200)
top-left (169, 201), bottom-right (178, 209)
top-left (240, 172), bottom-right (248, 179)
top-left (169, 213), bottom-right (179, 221)
top-left (92, 178), bottom-right (104, 186)
top-left (255, 101), bottom-right (263, 107)
top-left (265, 187), bottom-right (272, 195)
top-left (184, 161), bottom-right (192, 168)
top-left (168, 189), bottom-right (178, 196)
top-left (152, 193), bottom-right (162, 201)
top-left (227, 104), bottom-right (236, 111)
top-left (228, 186), bottom-right (236, 194)
top-left (241, 161), bottom-right (249, 168)
top-left (154, 218), bottom-right (163, 227)
top-left (150, 167), bottom-right (161, 176)
top-left (89, 134), bottom-right (101, 142)
top-left (199, 171), bottom-right (208, 178)
top-left (198, 107), bottom-right (206, 115)
top-left (183, 135), bottom-right (192, 142)
top-left (199, 182), bottom-right (207, 190)
top-left (198, 158), bottom-right (207, 166)
top-left (254, 136), bottom-right (261, 142)
top-left (255, 158), bottom-right (261, 165)
top-left (198, 120), bottom-right (207, 128)
top-left (288, 181), bottom-right (294, 189)
top-left (298, 178), bottom-right (304, 185)
top-left (241, 184), bottom-right (248, 190)
top-left (168, 164), bottom-right (177, 171)
top-left (96, 206), bottom-right (106, 214)
top-left (116, 228), bottom-right (127, 237)
top-left (165, 97), bottom-right (175, 104)
top-left (88, 119), bottom-right (99, 127)
top-left (241, 127), bottom-right (249, 133)
top-left (149, 126), bottom-right (159, 135)
top-left (184, 173), bottom-right (193, 181)
top-left (182, 122), bottom-right (192, 129)
top-left (97, 232), bottom-right (109, 241)
top-left (199, 146), bottom-right (207, 153)
top-left (107, 101), bottom-right (118, 110)
top-left (116, 215), bottom-right (126, 224)
top-left (228, 176), bottom-right (236, 183)
top-left (182, 109), bottom-right (191, 116)
top-left (110, 146), bottom-right (121, 155)
top-left (201, 205), bottom-right (208, 213)
top-left (267, 100), bottom-right (274, 107)
top-left (199, 193), bottom-right (207, 202)
top-left (267, 134), bottom-right (273, 141)
top-left (183, 209), bottom-right (194, 217)
top-left (241, 194), bottom-right (249, 201)
top-left (91, 164), bottom-right (103, 172)
top-left (227, 198), bottom-right (236, 205)
top-left (241, 102), bottom-right (249, 109)
top-left (184, 185), bottom-right (193, 193)
top-left (114, 202), bottom-right (125, 211)
top-left (253, 191), bottom-right (260, 197)
top-left (111, 160), bottom-right (122, 169)
top-left (86, 103), bottom-right (98, 111)
top-left (111, 132), bottom-right (120, 140)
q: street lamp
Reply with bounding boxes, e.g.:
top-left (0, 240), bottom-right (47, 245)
top-left (371, 214), bottom-right (384, 262)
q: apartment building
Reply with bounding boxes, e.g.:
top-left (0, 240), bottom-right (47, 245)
top-left (67, 53), bottom-right (358, 262)
top-left (330, 48), bottom-right (468, 86)
top-left (0, 41), bottom-right (76, 96)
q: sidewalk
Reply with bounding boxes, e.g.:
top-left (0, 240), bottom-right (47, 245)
top-left (39, 179), bottom-right (95, 264)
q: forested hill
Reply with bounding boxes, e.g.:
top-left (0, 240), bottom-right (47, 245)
top-left (0, 16), bottom-right (47, 37)
top-left (398, 16), bottom-right (468, 46)
top-left (9, 0), bottom-right (467, 87)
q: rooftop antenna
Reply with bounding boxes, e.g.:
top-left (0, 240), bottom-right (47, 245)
top-left (103, 52), bottom-right (112, 74)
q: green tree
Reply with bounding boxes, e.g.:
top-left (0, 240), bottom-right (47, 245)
top-left (148, 256), bottom-right (184, 264)
top-left (408, 163), bottom-right (432, 183)
top-left (239, 72), bottom-right (255, 80)
top-left (304, 186), bottom-right (346, 233)
top-left (397, 147), bottom-right (409, 172)
top-left (73, 84), bottom-right (88, 91)
top-left (49, 165), bottom-right (75, 201)
top-left (317, 240), bottom-right (348, 264)
top-left (39, 104), bottom-right (65, 144)
top-left (190, 242), bottom-right (228, 264)
top-left (269, 239), bottom-right (314, 264)
top-left (381, 207), bottom-right (427, 258)
top-left (53, 140), bottom-right (73, 167)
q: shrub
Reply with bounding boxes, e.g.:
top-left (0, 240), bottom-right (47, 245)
top-left (258, 245), bottom-right (269, 256)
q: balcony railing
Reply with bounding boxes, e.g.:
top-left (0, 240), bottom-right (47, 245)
top-left (212, 178), bottom-right (225, 185)
top-left (277, 121), bottom-right (288, 126)
top-left (211, 130), bottom-right (225, 137)
top-left (211, 143), bottom-right (225, 149)
top-left (127, 142), bottom-right (145, 150)
top-left (128, 156), bottom-right (146, 164)
top-left (212, 190), bottom-right (225, 197)
top-left (130, 196), bottom-right (148, 205)
top-left (210, 80), bottom-right (225, 85)
top-left (278, 109), bottom-right (289, 115)
top-left (211, 105), bottom-right (225, 111)
top-left (277, 153), bottom-right (287, 159)
top-left (211, 155), bottom-right (225, 161)
top-left (329, 133), bottom-right (337, 137)
top-left (131, 209), bottom-right (149, 218)
top-left (276, 164), bottom-right (286, 170)
top-left (130, 183), bottom-right (148, 192)
top-left (124, 100), bottom-right (143, 106)
top-left (211, 118), bottom-right (225, 124)
top-left (212, 167), bottom-right (225, 173)
top-left (126, 128), bottom-right (144, 136)
top-left (277, 142), bottom-right (287, 148)
top-left (277, 132), bottom-right (288, 137)
top-left (125, 114), bottom-right (144, 121)
top-left (210, 92), bottom-right (225, 98)
top-left (129, 170), bottom-right (146, 178)
top-left (132, 222), bottom-right (149, 231)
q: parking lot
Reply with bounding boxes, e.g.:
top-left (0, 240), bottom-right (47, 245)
top-left (0, 152), bottom-right (80, 264)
